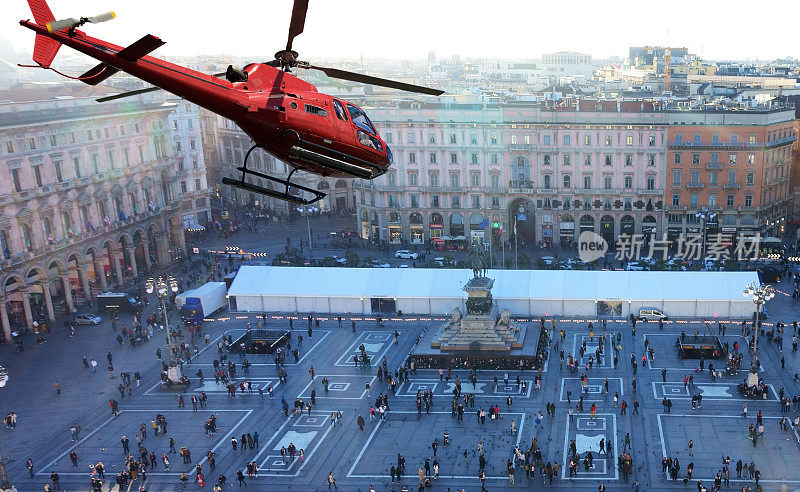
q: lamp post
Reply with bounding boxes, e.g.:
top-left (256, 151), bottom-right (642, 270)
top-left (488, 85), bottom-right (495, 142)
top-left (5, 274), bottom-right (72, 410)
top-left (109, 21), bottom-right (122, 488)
top-left (695, 208), bottom-right (717, 261)
top-left (743, 281), bottom-right (774, 385)
top-left (0, 365), bottom-right (12, 491)
top-left (146, 276), bottom-right (181, 382)
top-left (298, 205), bottom-right (316, 262)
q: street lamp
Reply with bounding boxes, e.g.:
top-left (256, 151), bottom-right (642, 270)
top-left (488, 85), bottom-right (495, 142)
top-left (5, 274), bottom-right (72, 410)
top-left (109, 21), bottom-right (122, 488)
top-left (0, 364), bottom-right (12, 491)
top-left (146, 276), bottom-right (181, 382)
top-left (695, 209), bottom-right (717, 261)
top-left (743, 282), bottom-right (775, 384)
top-left (297, 205), bottom-right (316, 262)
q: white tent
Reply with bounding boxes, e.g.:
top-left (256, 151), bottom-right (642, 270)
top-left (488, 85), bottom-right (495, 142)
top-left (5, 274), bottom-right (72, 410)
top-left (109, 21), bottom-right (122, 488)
top-left (227, 266), bottom-right (760, 318)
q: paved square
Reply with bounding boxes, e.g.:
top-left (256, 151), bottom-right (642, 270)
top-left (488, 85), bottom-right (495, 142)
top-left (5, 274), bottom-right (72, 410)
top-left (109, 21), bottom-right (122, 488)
top-left (334, 331), bottom-right (400, 367)
top-left (560, 377), bottom-right (623, 402)
top-left (658, 414), bottom-right (800, 483)
top-left (38, 409), bottom-right (252, 476)
top-left (347, 411), bottom-right (526, 479)
top-left (254, 411), bottom-right (336, 476)
top-left (652, 381), bottom-right (779, 401)
top-left (298, 375), bottom-right (376, 399)
top-left (397, 378), bottom-right (533, 399)
top-left (562, 413), bottom-right (619, 480)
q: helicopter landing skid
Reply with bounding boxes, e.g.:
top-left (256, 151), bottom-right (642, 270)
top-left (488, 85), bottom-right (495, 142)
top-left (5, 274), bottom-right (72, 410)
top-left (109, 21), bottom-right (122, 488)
top-left (221, 144), bottom-right (325, 205)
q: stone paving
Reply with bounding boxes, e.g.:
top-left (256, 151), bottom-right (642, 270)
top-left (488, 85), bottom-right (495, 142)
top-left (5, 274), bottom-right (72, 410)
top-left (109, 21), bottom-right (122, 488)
top-left (2, 278), bottom-right (800, 491)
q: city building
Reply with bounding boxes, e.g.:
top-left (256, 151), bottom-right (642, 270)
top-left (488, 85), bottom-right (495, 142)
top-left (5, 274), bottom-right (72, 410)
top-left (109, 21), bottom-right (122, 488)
top-left (664, 103), bottom-right (796, 241)
top-left (541, 52), bottom-right (595, 81)
top-left (0, 84), bottom-right (188, 340)
top-left (167, 99), bottom-right (211, 229)
top-left (356, 99), bottom-right (668, 248)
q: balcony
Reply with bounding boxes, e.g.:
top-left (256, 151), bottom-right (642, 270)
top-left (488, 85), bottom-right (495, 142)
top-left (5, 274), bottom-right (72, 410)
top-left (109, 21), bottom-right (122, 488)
top-left (738, 206), bottom-right (757, 212)
top-left (508, 144), bottom-right (532, 152)
top-left (583, 188), bottom-right (621, 195)
top-left (638, 189), bottom-right (662, 196)
top-left (706, 163), bottom-right (722, 170)
top-left (75, 176), bottom-right (92, 186)
top-left (667, 135), bottom-right (796, 149)
top-left (536, 188), bottom-right (557, 195)
top-left (723, 182), bottom-right (741, 189)
top-left (508, 179), bottom-right (533, 191)
top-left (686, 182), bottom-right (705, 190)
top-left (55, 181), bottom-right (73, 191)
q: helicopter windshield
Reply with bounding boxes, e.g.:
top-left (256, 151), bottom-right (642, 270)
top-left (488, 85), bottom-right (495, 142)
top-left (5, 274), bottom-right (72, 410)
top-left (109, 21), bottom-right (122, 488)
top-left (347, 104), bottom-right (377, 135)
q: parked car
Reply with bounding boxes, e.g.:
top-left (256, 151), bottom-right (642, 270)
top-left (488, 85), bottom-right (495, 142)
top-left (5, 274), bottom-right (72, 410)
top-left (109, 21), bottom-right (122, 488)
top-left (625, 262), bottom-right (645, 271)
top-left (74, 314), bottom-right (102, 325)
top-left (395, 250), bottom-right (419, 260)
top-left (638, 307), bottom-right (667, 322)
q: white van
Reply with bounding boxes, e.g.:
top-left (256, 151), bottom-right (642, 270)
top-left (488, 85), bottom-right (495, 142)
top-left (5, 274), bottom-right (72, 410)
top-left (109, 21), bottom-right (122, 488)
top-left (638, 307), bottom-right (667, 322)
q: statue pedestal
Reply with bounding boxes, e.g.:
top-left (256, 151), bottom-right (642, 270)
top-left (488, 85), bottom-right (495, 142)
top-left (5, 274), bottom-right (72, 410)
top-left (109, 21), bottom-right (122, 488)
top-left (431, 276), bottom-right (524, 352)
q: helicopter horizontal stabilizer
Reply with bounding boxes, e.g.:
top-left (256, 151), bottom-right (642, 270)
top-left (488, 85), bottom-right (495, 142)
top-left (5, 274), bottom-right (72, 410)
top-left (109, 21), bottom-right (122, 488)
top-left (117, 34), bottom-right (165, 62)
top-left (79, 62), bottom-right (119, 85)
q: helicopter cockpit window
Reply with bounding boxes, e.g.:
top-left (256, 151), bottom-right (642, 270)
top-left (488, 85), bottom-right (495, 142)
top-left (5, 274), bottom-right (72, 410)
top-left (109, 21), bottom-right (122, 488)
top-left (332, 100), bottom-right (348, 121)
top-left (304, 104), bottom-right (328, 117)
top-left (347, 104), bottom-right (376, 135)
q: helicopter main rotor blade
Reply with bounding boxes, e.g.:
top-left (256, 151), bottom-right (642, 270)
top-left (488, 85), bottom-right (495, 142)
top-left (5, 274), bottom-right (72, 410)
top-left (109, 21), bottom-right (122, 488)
top-left (286, 0), bottom-right (309, 51)
top-left (301, 64), bottom-right (444, 96)
top-left (96, 86), bottom-right (161, 102)
top-left (96, 72), bottom-right (227, 102)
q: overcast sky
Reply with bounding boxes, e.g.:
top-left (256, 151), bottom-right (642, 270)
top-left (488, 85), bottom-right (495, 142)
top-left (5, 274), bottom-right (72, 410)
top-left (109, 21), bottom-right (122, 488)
top-left (6, 0), bottom-right (799, 63)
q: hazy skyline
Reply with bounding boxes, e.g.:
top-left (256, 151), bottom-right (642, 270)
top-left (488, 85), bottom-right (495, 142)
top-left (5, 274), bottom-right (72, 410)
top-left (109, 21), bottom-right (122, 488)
top-left (5, 0), bottom-right (800, 64)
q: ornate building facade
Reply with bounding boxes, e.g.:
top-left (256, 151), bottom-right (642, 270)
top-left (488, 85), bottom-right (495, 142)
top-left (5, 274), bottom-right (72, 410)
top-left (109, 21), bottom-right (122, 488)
top-left (356, 99), bottom-right (668, 247)
top-left (665, 106), bottom-right (796, 241)
top-left (0, 85), bottom-right (188, 340)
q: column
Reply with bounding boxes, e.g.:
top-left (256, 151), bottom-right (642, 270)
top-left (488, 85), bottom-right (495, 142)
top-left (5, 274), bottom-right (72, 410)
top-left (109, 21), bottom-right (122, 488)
top-left (21, 288), bottom-right (34, 331)
top-left (94, 257), bottom-right (108, 291)
top-left (177, 225), bottom-right (187, 257)
top-left (42, 280), bottom-right (56, 323)
top-left (62, 275), bottom-right (75, 313)
top-left (0, 299), bottom-right (11, 343)
top-left (158, 236), bottom-right (171, 267)
top-left (143, 246), bottom-right (152, 273)
top-left (126, 247), bottom-right (138, 279)
top-left (79, 262), bottom-right (92, 303)
top-left (113, 249), bottom-right (124, 287)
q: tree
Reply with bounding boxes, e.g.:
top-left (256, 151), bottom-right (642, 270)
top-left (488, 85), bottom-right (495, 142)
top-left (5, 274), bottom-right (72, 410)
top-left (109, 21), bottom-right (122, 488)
top-left (517, 252), bottom-right (531, 269)
top-left (345, 251), bottom-right (360, 267)
top-left (361, 256), bottom-right (377, 267)
top-left (535, 258), bottom-right (548, 270)
top-left (321, 256), bottom-right (339, 267)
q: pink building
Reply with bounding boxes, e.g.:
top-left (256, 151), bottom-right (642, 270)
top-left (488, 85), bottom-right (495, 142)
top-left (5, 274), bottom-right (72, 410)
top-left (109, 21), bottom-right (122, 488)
top-left (357, 99), bottom-right (668, 248)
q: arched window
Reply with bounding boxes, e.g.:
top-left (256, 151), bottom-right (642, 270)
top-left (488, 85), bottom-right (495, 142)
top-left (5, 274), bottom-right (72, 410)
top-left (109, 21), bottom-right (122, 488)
top-left (0, 229), bottom-right (11, 258)
top-left (563, 175), bottom-right (571, 188)
top-left (22, 223), bottom-right (34, 251)
top-left (543, 175), bottom-right (551, 189)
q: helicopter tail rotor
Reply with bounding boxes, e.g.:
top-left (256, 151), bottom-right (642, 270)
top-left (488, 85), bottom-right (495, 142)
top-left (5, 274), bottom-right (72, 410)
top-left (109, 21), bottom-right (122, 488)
top-left (46, 11), bottom-right (115, 33)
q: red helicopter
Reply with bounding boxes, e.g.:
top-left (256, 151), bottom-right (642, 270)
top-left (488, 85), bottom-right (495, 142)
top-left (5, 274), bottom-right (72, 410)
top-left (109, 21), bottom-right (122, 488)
top-left (19, 0), bottom-right (443, 204)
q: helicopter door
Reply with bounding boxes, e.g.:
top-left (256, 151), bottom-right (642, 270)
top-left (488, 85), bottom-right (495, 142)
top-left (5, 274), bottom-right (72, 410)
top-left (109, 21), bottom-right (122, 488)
top-left (331, 98), bottom-right (356, 148)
